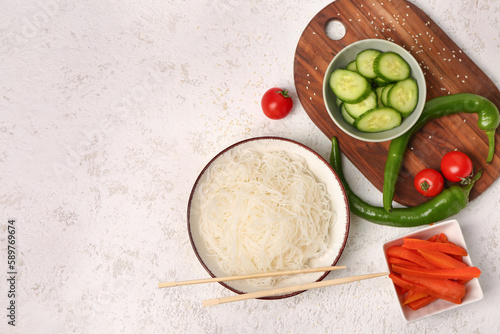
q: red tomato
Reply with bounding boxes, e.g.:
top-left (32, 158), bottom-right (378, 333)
top-left (440, 151), bottom-right (473, 182)
top-left (261, 88), bottom-right (293, 119)
top-left (414, 168), bottom-right (444, 197)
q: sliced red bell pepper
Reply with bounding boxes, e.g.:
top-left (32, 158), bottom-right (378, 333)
top-left (437, 238), bottom-right (464, 261)
top-left (417, 249), bottom-right (468, 269)
top-left (402, 237), bottom-right (468, 256)
top-left (436, 233), bottom-right (448, 242)
top-left (427, 234), bottom-right (440, 242)
top-left (388, 273), bottom-right (462, 304)
top-left (388, 257), bottom-right (417, 267)
top-left (401, 274), bottom-right (466, 301)
top-left (403, 290), bottom-right (429, 305)
top-left (407, 296), bottom-right (438, 310)
top-left (386, 246), bottom-right (437, 269)
top-left (391, 264), bottom-right (481, 281)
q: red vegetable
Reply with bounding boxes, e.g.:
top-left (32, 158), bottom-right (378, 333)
top-left (386, 233), bottom-right (481, 311)
top-left (440, 151), bottom-right (473, 182)
top-left (427, 234), bottom-right (440, 242)
top-left (388, 257), bottom-right (417, 267)
top-left (391, 264), bottom-right (481, 281)
top-left (386, 246), bottom-right (437, 269)
top-left (403, 290), bottom-right (428, 305)
top-left (388, 273), bottom-right (462, 304)
top-left (414, 168), bottom-right (444, 197)
top-left (407, 296), bottom-right (438, 310)
top-left (261, 88), bottom-right (293, 119)
top-left (435, 235), bottom-right (464, 261)
top-left (401, 274), bottom-right (466, 301)
top-left (417, 249), bottom-right (467, 269)
top-left (401, 238), bottom-right (468, 256)
top-left (435, 233), bottom-right (448, 242)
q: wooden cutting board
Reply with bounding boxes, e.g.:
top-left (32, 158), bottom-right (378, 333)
top-left (294, 0), bottom-right (500, 207)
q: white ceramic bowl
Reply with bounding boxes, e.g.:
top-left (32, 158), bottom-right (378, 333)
top-left (323, 38), bottom-right (426, 142)
top-left (382, 219), bottom-right (483, 322)
top-left (187, 137), bottom-right (350, 299)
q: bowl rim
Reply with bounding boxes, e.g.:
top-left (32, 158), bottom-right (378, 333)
top-left (186, 136), bottom-right (350, 299)
top-left (322, 38), bottom-right (426, 142)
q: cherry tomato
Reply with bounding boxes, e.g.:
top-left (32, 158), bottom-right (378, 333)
top-left (414, 168), bottom-right (444, 197)
top-left (440, 151), bottom-right (473, 182)
top-left (261, 88), bottom-right (293, 119)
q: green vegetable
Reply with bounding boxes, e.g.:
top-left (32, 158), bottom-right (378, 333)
top-left (383, 93), bottom-right (499, 212)
top-left (329, 69), bottom-right (371, 104)
top-left (356, 49), bottom-right (381, 79)
top-left (373, 51), bottom-right (411, 82)
top-left (344, 91), bottom-right (378, 119)
top-left (330, 136), bottom-right (482, 227)
top-left (354, 107), bottom-right (401, 132)
top-left (387, 78), bottom-right (419, 117)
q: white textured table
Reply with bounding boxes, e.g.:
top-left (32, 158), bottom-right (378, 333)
top-left (1, 1), bottom-right (499, 333)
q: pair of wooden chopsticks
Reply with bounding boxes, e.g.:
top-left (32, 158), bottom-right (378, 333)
top-left (159, 266), bottom-right (388, 307)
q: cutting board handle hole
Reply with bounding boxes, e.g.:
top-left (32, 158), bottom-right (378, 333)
top-left (324, 19), bottom-right (346, 40)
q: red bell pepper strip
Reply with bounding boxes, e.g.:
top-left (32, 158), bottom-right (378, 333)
top-left (388, 257), bottom-right (416, 267)
top-left (391, 264), bottom-right (481, 281)
top-left (403, 290), bottom-right (429, 305)
top-left (388, 273), bottom-right (462, 304)
top-left (417, 249), bottom-right (468, 269)
top-left (402, 238), bottom-right (468, 256)
top-left (407, 296), bottom-right (438, 310)
top-left (401, 274), bottom-right (466, 301)
top-left (386, 246), bottom-right (437, 269)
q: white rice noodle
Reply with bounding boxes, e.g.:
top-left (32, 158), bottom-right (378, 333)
top-left (195, 148), bottom-right (335, 286)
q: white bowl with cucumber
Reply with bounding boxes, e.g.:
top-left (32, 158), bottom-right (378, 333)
top-left (323, 39), bottom-right (426, 142)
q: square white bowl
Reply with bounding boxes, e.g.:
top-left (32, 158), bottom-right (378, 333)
top-left (382, 219), bottom-right (483, 322)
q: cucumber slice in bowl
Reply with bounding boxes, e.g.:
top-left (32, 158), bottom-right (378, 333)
top-left (355, 49), bottom-right (381, 79)
top-left (346, 60), bottom-right (357, 72)
top-left (374, 52), bottom-right (411, 82)
top-left (354, 107), bottom-right (402, 133)
top-left (375, 86), bottom-right (385, 107)
top-left (340, 103), bottom-right (356, 125)
top-left (373, 76), bottom-right (390, 86)
top-left (335, 97), bottom-right (343, 107)
top-left (381, 83), bottom-right (394, 107)
top-left (344, 91), bottom-right (378, 119)
top-left (329, 69), bottom-right (371, 104)
top-left (387, 78), bottom-right (419, 117)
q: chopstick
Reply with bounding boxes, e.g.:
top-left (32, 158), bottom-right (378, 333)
top-left (202, 272), bottom-right (388, 307)
top-left (158, 265), bottom-right (346, 288)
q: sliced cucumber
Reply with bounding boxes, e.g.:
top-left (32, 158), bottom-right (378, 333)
top-left (375, 86), bottom-right (385, 107)
top-left (329, 69), bottom-right (371, 104)
top-left (373, 52), bottom-right (411, 82)
top-left (344, 91), bottom-right (377, 119)
top-left (356, 49), bottom-right (381, 79)
top-left (346, 60), bottom-right (357, 72)
top-left (354, 107), bottom-right (402, 133)
top-left (381, 83), bottom-right (395, 107)
top-left (335, 97), bottom-right (343, 107)
top-left (387, 78), bottom-right (418, 117)
top-left (373, 76), bottom-right (389, 86)
top-left (340, 103), bottom-right (355, 125)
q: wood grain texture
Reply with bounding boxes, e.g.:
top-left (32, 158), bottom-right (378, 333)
top-left (294, 0), bottom-right (500, 207)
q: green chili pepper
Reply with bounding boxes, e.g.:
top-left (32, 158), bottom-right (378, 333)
top-left (330, 136), bottom-right (482, 227)
top-left (383, 93), bottom-right (499, 212)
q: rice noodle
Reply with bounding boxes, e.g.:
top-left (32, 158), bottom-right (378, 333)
top-left (193, 148), bottom-right (335, 286)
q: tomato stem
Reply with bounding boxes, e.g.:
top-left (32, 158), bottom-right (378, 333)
top-left (459, 170), bottom-right (475, 185)
top-left (420, 181), bottom-right (430, 193)
top-left (277, 89), bottom-right (290, 98)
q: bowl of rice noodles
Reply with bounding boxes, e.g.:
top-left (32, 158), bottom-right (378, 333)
top-left (188, 137), bottom-right (350, 299)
